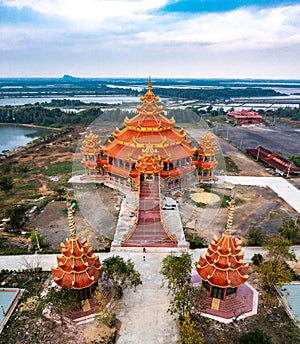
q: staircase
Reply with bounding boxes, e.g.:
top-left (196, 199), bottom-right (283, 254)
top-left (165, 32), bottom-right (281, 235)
top-left (211, 298), bottom-right (220, 310)
top-left (122, 175), bottom-right (177, 247)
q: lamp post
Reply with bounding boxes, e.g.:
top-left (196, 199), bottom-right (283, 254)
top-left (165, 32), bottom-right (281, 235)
top-left (256, 146), bottom-right (261, 161)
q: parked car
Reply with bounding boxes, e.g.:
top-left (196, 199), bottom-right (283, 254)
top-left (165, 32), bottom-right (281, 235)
top-left (162, 204), bottom-right (176, 210)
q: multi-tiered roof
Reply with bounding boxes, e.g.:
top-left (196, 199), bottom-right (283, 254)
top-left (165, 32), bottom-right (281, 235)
top-left (194, 132), bottom-right (218, 170)
top-left (101, 78), bottom-right (195, 182)
top-left (51, 201), bottom-right (102, 289)
top-left (80, 78), bottom-right (219, 187)
top-left (196, 200), bottom-right (248, 288)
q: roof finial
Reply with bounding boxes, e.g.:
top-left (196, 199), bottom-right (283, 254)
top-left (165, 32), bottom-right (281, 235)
top-left (66, 200), bottom-right (77, 236)
top-left (225, 199), bottom-right (235, 232)
top-left (148, 76), bottom-right (152, 91)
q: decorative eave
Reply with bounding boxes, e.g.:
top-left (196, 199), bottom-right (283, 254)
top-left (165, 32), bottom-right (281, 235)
top-left (51, 201), bottom-right (102, 290)
top-left (196, 199), bottom-right (248, 288)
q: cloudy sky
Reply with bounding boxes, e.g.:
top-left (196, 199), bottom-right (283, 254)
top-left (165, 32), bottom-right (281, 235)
top-left (0, 0), bottom-right (300, 78)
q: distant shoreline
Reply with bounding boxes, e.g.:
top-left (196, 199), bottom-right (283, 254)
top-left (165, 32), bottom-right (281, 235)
top-left (0, 122), bottom-right (61, 131)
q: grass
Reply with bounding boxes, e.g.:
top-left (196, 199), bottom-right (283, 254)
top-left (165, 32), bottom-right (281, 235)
top-left (41, 161), bottom-right (73, 176)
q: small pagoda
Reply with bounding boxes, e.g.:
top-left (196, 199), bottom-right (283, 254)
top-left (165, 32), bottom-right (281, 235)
top-left (193, 132), bottom-right (218, 183)
top-left (52, 201), bottom-right (102, 298)
top-left (81, 132), bottom-right (105, 179)
top-left (196, 199), bottom-right (252, 317)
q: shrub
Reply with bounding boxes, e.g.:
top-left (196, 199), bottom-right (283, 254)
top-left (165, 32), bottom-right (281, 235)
top-left (239, 328), bottom-right (272, 344)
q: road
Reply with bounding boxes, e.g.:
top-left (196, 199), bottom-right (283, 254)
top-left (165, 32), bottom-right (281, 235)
top-left (0, 246), bottom-right (299, 343)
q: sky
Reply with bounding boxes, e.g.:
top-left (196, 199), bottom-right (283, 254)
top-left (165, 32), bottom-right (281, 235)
top-left (0, 0), bottom-right (300, 78)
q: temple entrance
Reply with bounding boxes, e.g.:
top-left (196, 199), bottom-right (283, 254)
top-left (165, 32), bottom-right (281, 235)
top-left (211, 286), bottom-right (224, 300)
top-left (122, 173), bottom-right (177, 247)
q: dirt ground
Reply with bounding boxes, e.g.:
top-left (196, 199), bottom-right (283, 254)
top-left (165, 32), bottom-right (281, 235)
top-left (27, 184), bottom-right (121, 250)
top-left (180, 184), bottom-right (298, 243)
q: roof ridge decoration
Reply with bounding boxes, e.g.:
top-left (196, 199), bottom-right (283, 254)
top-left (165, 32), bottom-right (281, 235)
top-left (139, 76), bottom-right (160, 104)
top-left (81, 132), bottom-right (102, 152)
top-left (135, 143), bottom-right (164, 175)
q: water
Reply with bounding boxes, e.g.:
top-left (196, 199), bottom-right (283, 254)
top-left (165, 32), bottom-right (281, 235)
top-left (0, 124), bottom-right (52, 153)
top-left (0, 95), bottom-right (141, 106)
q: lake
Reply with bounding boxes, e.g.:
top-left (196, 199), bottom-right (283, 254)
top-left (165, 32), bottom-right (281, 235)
top-left (0, 124), bottom-right (53, 153)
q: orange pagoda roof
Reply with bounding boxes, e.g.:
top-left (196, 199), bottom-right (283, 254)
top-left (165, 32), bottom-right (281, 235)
top-left (81, 132), bottom-right (102, 155)
top-left (135, 144), bottom-right (164, 175)
top-left (102, 77), bottom-right (195, 162)
top-left (51, 201), bottom-right (102, 290)
top-left (196, 200), bottom-right (248, 288)
top-left (196, 132), bottom-right (218, 157)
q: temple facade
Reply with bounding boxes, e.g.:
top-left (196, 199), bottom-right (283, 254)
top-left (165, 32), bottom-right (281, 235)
top-left (80, 78), bottom-right (218, 189)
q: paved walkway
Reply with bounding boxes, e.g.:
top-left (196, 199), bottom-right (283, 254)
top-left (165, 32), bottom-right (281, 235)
top-left (217, 176), bottom-right (300, 213)
top-left (0, 246), bottom-right (300, 343)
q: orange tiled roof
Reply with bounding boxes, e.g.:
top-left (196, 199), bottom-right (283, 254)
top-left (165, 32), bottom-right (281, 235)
top-left (81, 132), bottom-right (102, 155)
top-left (103, 77), bottom-right (194, 163)
top-left (135, 144), bottom-right (164, 175)
top-left (52, 236), bottom-right (102, 289)
top-left (196, 132), bottom-right (219, 156)
top-left (196, 200), bottom-right (248, 288)
top-left (51, 201), bottom-right (102, 289)
top-left (196, 232), bottom-right (248, 288)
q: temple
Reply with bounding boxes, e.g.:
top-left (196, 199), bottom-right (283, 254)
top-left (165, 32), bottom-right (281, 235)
top-left (80, 77), bottom-right (218, 189)
top-left (226, 109), bottom-right (262, 126)
top-left (194, 199), bottom-right (258, 321)
top-left (51, 201), bottom-right (102, 298)
top-left (80, 78), bottom-right (219, 248)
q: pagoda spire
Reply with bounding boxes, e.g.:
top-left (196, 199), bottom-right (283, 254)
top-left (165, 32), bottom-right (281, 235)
top-left (66, 200), bottom-right (77, 236)
top-left (148, 76), bottom-right (152, 91)
top-left (225, 199), bottom-right (235, 232)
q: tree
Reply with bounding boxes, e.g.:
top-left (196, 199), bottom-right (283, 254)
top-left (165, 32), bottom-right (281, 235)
top-left (277, 217), bottom-right (299, 241)
top-left (239, 328), bottom-right (272, 344)
top-left (0, 176), bottom-right (13, 194)
top-left (101, 255), bottom-right (142, 298)
top-left (4, 204), bottom-right (27, 233)
top-left (30, 230), bottom-right (47, 250)
top-left (94, 284), bottom-right (119, 327)
top-left (160, 253), bottom-right (206, 342)
top-left (179, 314), bottom-right (204, 344)
top-left (258, 235), bottom-right (296, 290)
top-left (247, 227), bottom-right (266, 246)
top-left (251, 253), bottom-right (263, 266)
top-left (160, 253), bottom-right (193, 293)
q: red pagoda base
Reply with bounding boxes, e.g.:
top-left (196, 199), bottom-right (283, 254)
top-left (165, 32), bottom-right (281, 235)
top-left (191, 275), bottom-right (258, 322)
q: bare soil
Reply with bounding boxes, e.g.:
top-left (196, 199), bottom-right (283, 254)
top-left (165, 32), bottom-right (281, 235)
top-left (27, 185), bottom-right (121, 250)
top-left (180, 184), bottom-right (298, 243)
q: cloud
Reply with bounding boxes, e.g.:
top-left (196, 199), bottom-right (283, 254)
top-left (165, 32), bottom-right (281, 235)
top-left (0, 0), bottom-right (300, 77)
top-left (2, 0), bottom-right (169, 22)
top-left (134, 5), bottom-right (300, 51)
